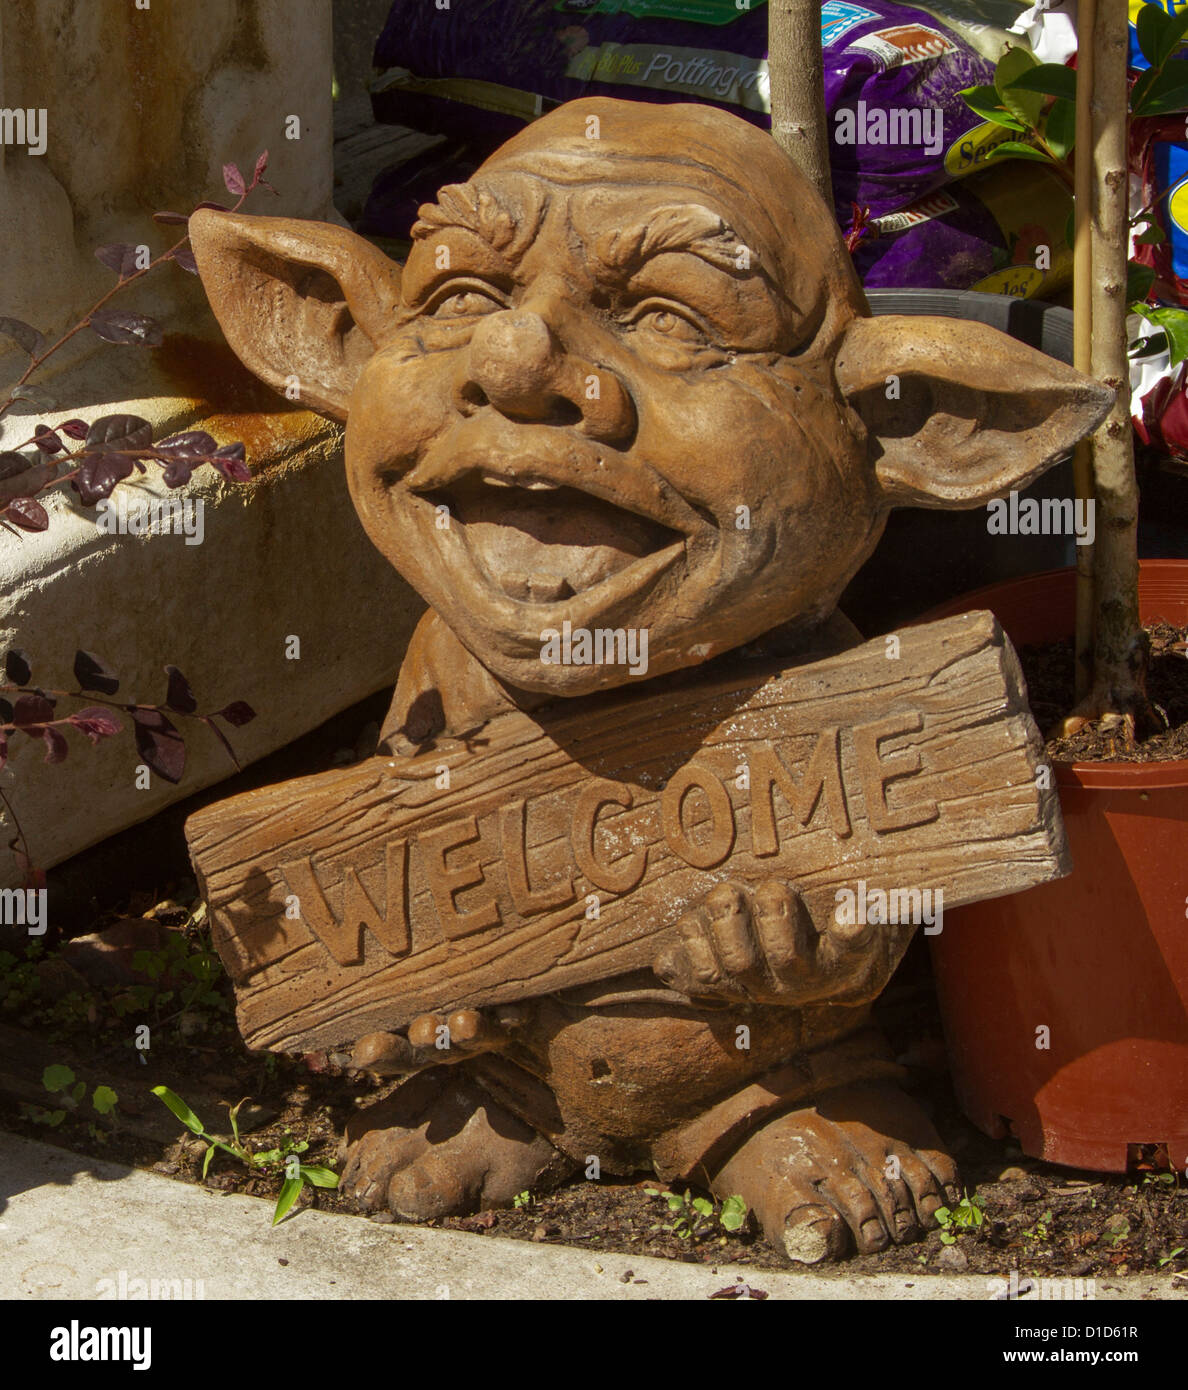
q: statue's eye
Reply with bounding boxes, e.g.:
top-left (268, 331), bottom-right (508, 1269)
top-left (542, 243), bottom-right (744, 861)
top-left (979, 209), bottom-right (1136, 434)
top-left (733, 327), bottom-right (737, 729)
top-left (628, 302), bottom-right (712, 346)
top-left (427, 285), bottom-right (505, 318)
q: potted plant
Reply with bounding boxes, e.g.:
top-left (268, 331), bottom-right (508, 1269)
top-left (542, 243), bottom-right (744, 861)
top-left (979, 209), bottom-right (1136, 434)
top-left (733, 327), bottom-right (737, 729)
top-left (919, 3), bottom-right (1188, 1173)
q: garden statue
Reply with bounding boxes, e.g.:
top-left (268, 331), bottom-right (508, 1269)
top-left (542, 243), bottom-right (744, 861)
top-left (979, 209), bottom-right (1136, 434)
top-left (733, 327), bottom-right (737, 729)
top-left (184, 98), bottom-right (1112, 1262)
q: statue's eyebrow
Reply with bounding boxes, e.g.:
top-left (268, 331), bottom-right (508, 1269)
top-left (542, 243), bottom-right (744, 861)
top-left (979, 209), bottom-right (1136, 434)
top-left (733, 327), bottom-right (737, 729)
top-left (589, 203), bottom-right (755, 279)
top-left (410, 177), bottom-right (547, 265)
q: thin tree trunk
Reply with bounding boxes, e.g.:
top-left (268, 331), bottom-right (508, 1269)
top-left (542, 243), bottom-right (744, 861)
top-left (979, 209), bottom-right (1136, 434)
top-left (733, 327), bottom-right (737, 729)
top-left (1071, 0), bottom-right (1095, 703)
top-left (1087, 0), bottom-right (1148, 726)
top-left (768, 0), bottom-right (832, 205)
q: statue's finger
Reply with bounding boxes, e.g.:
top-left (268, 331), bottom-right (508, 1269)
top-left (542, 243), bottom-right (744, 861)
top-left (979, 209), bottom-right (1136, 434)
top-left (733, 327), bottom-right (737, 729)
top-left (752, 880), bottom-right (813, 976)
top-left (704, 882), bottom-right (759, 979)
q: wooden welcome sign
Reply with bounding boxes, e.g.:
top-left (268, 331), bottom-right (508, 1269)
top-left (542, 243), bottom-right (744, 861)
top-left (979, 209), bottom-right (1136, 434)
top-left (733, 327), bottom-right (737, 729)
top-left (186, 611), bottom-right (1068, 1053)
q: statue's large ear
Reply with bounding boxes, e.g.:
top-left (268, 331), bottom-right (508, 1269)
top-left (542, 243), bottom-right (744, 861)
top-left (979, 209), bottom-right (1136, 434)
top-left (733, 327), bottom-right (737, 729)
top-left (188, 210), bottom-right (403, 420)
top-left (836, 315), bottom-right (1114, 508)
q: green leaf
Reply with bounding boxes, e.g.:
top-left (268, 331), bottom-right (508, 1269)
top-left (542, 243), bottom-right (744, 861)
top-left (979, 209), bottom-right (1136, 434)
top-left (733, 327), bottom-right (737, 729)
top-left (691, 1197), bottom-right (713, 1216)
top-left (1135, 220), bottom-right (1167, 245)
top-left (91, 1085), bottom-right (118, 1116)
top-left (1128, 262), bottom-right (1158, 303)
top-left (1134, 303), bottom-right (1188, 365)
top-left (1006, 62), bottom-right (1076, 104)
top-left (42, 1063), bottom-right (75, 1093)
top-left (643, 1188), bottom-right (661, 1197)
top-left (1043, 97), bottom-right (1076, 162)
top-left (151, 1084), bottom-right (206, 1136)
top-left (959, 83), bottom-right (1025, 131)
top-left (298, 1165), bottom-right (339, 1189)
top-left (228, 1097), bottom-right (245, 1148)
top-left (986, 141), bottom-right (1058, 165)
top-left (273, 1177), bottom-right (303, 1226)
top-left (666, 1194), bottom-right (684, 1211)
top-left (1133, 59), bottom-right (1188, 117)
top-left (1137, 2), bottom-right (1188, 70)
top-left (995, 47), bottom-right (1043, 132)
top-left (201, 1143), bottom-right (215, 1179)
top-left (719, 1194), bottom-right (748, 1232)
top-left (940, 1231), bottom-right (956, 1245)
top-left (47, 1109), bottom-right (66, 1127)
top-left (69, 1080), bottom-right (86, 1104)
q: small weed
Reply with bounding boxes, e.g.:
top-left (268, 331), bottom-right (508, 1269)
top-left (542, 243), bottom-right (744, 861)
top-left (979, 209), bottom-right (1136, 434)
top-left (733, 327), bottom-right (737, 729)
top-left (512, 1190), bottom-right (534, 1210)
top-left (152, 1085), bottom-right (337, 1225)
top-left (1021, 1209), bottom-right (1055, 1244)
top-left (643, 1187), bottom-right (749, 1242)
top-left (19, 1063), bottom-right (118, 1136)
top-left (934, 1193), bottom-right (985, 1245)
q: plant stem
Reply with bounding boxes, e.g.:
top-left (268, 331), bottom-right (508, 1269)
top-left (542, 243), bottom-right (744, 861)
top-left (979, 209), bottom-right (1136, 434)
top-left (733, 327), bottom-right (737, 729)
top-left (1072, 0), bottom-right (1096, 702)
top-left (1087, 0), bottom-right (1148, 723)
top-left (768, 0), bottom-right (833, 205)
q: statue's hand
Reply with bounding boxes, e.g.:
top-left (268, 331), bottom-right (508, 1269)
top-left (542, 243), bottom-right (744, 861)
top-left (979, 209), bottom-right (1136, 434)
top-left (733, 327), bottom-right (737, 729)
top-left (653, 881), bottom-right (879, 1006)
top-left (350, 1005), bottom-right (527, 1077)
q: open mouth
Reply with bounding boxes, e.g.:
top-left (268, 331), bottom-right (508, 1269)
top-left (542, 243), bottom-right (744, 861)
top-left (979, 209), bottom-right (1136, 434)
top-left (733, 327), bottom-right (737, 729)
top-left (424, 469), bottom-right (684, 606)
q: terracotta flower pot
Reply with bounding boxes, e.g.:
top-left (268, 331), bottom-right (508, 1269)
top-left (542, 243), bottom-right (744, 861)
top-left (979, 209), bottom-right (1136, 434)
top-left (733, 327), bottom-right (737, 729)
top-left (920, 561), bottom-right (1188, 1172)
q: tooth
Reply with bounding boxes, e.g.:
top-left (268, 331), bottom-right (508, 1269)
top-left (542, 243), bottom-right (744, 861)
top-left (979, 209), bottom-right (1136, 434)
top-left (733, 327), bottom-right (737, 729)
top-left (527, 573), bottom-right (572, 603)
top-left (522, 478), bottom-right (561, 491)
top-left (482, 473), bottom-right (515, 488)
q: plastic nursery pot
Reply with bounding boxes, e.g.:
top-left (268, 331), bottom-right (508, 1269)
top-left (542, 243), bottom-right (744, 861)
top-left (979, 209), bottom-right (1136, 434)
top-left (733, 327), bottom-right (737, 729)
top-left (919, 561), bottom-right (1188, 1173)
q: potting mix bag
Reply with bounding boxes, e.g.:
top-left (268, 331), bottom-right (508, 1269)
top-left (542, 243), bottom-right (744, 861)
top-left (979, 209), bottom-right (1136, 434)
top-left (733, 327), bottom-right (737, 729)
top-left (369, 0), bottom-right (1001, 224)
top-left (853, 158), bottom-right (1072, 295)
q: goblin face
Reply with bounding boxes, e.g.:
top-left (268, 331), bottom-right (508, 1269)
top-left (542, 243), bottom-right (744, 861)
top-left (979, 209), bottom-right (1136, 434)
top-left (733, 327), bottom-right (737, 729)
top-left (345, 122), bottom-right (883, 696)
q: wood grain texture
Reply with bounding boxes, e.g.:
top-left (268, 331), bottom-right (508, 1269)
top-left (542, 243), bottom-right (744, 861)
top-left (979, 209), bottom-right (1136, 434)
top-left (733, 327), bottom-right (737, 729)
top-left (186, 611), bottom-right (1068, 1052)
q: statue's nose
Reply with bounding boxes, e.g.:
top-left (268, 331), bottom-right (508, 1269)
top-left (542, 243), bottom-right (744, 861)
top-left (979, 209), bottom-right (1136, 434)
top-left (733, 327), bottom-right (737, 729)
top-left (457, 309), bottom-right (636, 443)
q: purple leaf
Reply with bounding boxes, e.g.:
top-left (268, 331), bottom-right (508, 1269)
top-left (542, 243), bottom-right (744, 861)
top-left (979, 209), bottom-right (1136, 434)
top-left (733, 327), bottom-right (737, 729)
top-left (169, 245), bottom-right (199, 275)
top-left (0, 452), bottom-right (30, 481)
top-left (94, 243), bottom-right (141, 279)
top-left (164, 665), bottom-right (197, 715)
top-left (68, 707), bottom-right (123, 744)
top-left (4, 649), bottom-right (31, 686)
top-left (84, 414), bottom-right (153, 453)
top-left (130, 707), bottom-right (185, 784)
top-left (222, 163), bottom-right (246, 198)
top-left (4, 497), bottom-right (48, 531)
top-left (157, 430), bottom-right (216, 459)
top-left (251, 151), bottom-right (270, 187)
top-left (87, 309), bottom-right (164, 348)
top-left (72, 453), bottom-right (134, 506)
top-left (13, 693), bottom-right (53, 728)
top-left (74, 650), bottom-right (120, 696)
top-left (214, 700), bottom-right (256, 727)
top-left (153, 211), bottom-right (189, 226)
top-left (0, 459), bottom-right (57, 505)
top-left (0, 316), bottom-right (45, 358)
top-left (33, 425), bottom-right (62, 455)
top-left (42, 726), bottom-right (68, 764)
top-left (160, 455), bottom-right (196, 489)
top-left (212, 441), bottom-right (250, 482)
top-left (59, 419), bottom-right (90, 441)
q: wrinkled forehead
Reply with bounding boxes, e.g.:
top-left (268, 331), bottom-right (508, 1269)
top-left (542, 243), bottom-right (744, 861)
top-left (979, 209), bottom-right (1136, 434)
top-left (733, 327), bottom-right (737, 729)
top-left (460, 98), bottom-right (866, 332)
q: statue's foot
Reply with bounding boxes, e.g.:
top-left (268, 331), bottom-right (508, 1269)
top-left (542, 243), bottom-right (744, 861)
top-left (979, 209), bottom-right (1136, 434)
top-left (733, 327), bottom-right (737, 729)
top-left (340, 1066), bottom-right (575, 1221)
top-left (710, 1084), bottom-right (959, 1264)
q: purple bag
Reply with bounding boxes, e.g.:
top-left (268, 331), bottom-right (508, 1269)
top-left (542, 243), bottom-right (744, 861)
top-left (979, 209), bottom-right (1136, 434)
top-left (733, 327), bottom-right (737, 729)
top-left (371, 0), bottom-right (997, 224)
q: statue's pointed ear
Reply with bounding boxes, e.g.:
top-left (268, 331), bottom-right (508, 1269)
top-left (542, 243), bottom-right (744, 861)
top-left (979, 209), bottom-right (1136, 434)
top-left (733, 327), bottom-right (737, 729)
top-left (836, 314), bottom-right (1114, 509)
top-left (188, 210), bottom-right (403, 420)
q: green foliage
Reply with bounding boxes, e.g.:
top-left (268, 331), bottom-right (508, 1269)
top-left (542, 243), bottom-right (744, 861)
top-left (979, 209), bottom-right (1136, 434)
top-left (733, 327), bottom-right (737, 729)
top-left (151, 1085), bottom-right (338, 1226)
top-left (19, 1063), bottom-right (119, 1132)
top-left (1133, 3), bottom-right (1188, 115)
top-left (933, 1193), bottom-right (985, 1245)
top-left (643, 1186), bottom-right (750, 1242)
top-left (512, 1190), bottom-right (535, 1209)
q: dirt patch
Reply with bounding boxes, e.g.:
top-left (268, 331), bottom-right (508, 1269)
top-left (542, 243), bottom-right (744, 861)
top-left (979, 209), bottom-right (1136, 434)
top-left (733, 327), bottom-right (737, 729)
top-left (2, 897), bottom-right (1185, 1280)
top-left (1020, 619), bottom-right (1188, 762)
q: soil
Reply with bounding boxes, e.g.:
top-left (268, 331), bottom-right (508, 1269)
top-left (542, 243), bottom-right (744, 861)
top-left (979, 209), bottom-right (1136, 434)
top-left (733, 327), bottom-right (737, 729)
top-left (1019, 619), bottom-right (1188, 763)
top-left (2, 893), bottom-right (1185, 1283)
